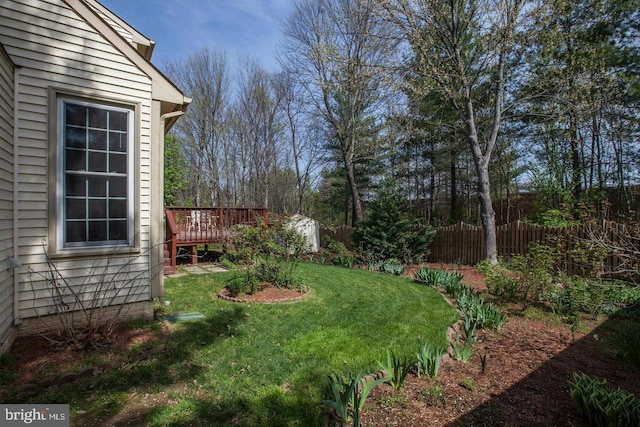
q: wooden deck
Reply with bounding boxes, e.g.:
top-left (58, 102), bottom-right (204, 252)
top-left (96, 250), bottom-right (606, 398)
top-left (164, 207), bottom-right (267, 273)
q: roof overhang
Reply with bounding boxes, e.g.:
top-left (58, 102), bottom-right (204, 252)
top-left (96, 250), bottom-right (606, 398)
top-left (63, 0), bottom-right (191, 124)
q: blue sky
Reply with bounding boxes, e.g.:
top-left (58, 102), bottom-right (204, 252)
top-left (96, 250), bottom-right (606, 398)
top-left (99, 0), bottom-right (294, 72)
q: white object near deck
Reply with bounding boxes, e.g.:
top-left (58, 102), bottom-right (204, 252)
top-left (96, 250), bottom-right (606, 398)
top-left (288, 214), bottom-right (320, 253)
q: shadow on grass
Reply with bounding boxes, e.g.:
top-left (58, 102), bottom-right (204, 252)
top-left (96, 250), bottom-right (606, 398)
top-left (77, 307), bottom-right (328, 426)
top-left (446, 307), bottom-right (640, 427)
top-left (6, 307), bottom-right (249, 426)
top-left (144, 385), bottom-right (325, 427)
top-left (92, 360), bottom-right (327, 426)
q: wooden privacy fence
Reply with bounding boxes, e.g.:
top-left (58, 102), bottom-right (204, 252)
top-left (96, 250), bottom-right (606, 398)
top-left (427, 220), bottom-right (632, 275)
top-left (428, 220), bottom-right (571, 265)
top-left (319, 225), bottom-right (354, 249)
top-left (321, 220), bottom-right (634, 277)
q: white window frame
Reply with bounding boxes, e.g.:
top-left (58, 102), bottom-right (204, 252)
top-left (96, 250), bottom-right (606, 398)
top-left (55, 96), bottom-right (135, 250)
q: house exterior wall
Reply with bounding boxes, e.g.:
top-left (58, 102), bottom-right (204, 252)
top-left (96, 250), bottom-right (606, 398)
top-left (0, 44), bottom-right (15, 352)
top-left (0, 0), bottom-right (155, 324)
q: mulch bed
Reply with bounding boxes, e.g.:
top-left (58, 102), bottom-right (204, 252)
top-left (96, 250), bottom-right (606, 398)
top-left (217, 283), bottom-right (311, 303)
top-left (358, 263), bottom-right (640, 426)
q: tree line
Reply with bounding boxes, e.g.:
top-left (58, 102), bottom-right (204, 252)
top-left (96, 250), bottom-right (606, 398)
top-left (164, 0), bottom-right (639, 263)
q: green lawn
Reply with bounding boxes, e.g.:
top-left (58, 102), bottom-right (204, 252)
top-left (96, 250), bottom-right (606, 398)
top-left (6, 262), bottom-right (457, 426)
top-left (150, 263), bottom-right (457, 426)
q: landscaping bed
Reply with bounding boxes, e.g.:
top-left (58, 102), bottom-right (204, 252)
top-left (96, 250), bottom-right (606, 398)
top-left (1, 263), bottom-right (638, 426)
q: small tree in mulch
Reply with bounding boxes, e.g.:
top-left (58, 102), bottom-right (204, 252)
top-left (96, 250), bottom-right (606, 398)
top-left (225, 217), bottom-right (310, 296)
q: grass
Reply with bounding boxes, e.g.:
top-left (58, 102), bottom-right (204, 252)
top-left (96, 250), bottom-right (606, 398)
top-left (4, 262), bottom-right (458, 426)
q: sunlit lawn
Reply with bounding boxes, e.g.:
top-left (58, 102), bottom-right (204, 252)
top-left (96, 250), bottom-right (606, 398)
top-left (147, 262), bottom-right (457, 426)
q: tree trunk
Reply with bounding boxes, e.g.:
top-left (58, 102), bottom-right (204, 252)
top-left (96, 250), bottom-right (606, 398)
top-left (450, 150), bottom-right (459, 223)
top-left (477, 164), bottom-right (498, 261)
top-left (344, 157), bottom-right (363, 226)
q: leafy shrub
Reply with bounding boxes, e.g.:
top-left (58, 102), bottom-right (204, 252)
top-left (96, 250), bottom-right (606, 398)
top-left (510, 243), bottom-right (558, 309)
top-left (550, 278), bottom-right (640, 321)
top-left (477, 259), bottom-right (520, 302)
top-left (568, 373), bottom-right (640, 426)
top-left (601, 281), bottom-right (640, 314)
top-left (480, 244), bottom-right (558, 310)
top-left (352, 182), bottom-right (435, 264)
top-left (322, 235), bottom-right (350, 256)
top-left (225, 272), bottom-right (258, 297)
top-left (219, 256), bottom-right (236, 270)
top-left (227, 218), bottom-right (309, 291)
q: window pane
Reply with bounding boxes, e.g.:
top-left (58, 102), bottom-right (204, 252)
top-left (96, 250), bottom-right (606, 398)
top-left (66, 104), bottom-right (86, 126)
top-left (88, 107), bottom-right (107, 129)
top-left (89, 129), bottom-right (107, 150)
top-left (109, 199), bottom-right (127, 218)
top-left (88, 151), bottom-right (107, 172)
top-left (66, 198), bottom-right (86, 219)
top-left (109, 220), bottom-right (127, 240)
top-left (66, 221), bottom-right (86, 243)
top-left (109, 153), bottom-right (127, 173)
top-left (66, 127), bottom-right (86, 148)
top-left (109, 177), bottom-right (127, 197)
top-left (65, 149), bottom-right (86, 171)
top-left (89, 221), bottom-right (107, 241)
top-left (88, 176), bottom-right (107, 197)
top-left (65, 175), bottom-right (86, 196)
top-left (89, 199), bottom-right (106, 219)
top-left (109, 132), bottom-right (127, 152)
top-left (110, 111), bottom-right (127, 131)
top-left (62, 100), bottom-right (132, 247)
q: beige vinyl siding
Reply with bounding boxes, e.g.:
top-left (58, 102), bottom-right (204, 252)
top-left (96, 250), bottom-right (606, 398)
top-left (87, 3), bottom-right (135, 45)
top-left (0, 0), bottom-right (154, 320)
top-left (0, 45), bottom-right (14, 350)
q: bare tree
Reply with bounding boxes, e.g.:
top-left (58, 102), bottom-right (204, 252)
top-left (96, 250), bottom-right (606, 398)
top-left (279, 0), bottom-right (397, 225)
top-left (232, 59), bottom-right (287, 209)
top-left (378, 0), bottom-right (528, 263)
top-left (272, 72), bottom-right (325, 214)
top-left (165, 47), bottom-right (231, 206)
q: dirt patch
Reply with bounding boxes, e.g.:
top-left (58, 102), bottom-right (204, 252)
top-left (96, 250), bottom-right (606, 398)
top-left (2, 324), bottom-right (169, 393)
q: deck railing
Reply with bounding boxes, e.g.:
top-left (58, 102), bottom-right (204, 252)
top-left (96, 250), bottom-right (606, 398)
top-left (164, 206), bottom-right (268, 271)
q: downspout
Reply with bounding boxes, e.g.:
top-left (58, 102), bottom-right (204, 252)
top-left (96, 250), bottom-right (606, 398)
top-left (152, 109), bottom-right (185, 304)
top-left (13, 66), bottom-right (21, 326)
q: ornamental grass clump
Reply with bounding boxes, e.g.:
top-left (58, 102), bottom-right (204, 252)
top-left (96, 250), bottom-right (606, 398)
top-left (569, 373), bottom-right (640, 427)
top-left (323, 369), bottom-right (390, 427)
top-left (378, 349), bottom-right (412, 390)
top-left (416, 339), bottom-right (444, 378)
top-left (414, 267), bottom-right (464, 293)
